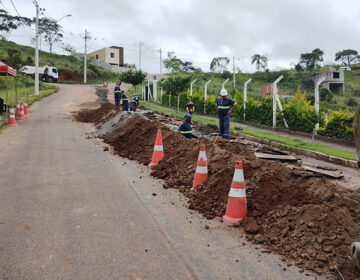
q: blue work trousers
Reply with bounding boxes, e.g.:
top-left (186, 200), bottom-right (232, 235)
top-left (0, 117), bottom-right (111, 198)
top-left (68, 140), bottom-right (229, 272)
top-left (130, 102), bottom-right (137, 112)
top-left (115, 92), bottom-right (121, 109)
top-left (122, 101), bottom-right (129, 111)
top-left (219, 114), bottom-right (230, 139)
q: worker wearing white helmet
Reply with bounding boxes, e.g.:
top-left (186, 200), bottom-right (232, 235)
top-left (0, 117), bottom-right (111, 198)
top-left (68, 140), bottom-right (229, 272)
top-left (215, 88), bottom-right (237, 139)
top-left (354, 107), bottom-right (360, 169)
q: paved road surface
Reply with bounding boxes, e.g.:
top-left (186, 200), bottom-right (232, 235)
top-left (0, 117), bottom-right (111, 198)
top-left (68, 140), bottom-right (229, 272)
top-left (0, 84), bottom-right (324, 280)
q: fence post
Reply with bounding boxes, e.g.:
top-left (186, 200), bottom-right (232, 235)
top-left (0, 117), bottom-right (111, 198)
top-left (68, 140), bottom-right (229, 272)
top-left (222, 78), bottom-right (229, 89)
top-left (272, 75), bottom-right (283, 129)
top-left (177, 95), bottom-right (180, 112)
top-left (190, 79), bottom-right (197, 101)
top-left (314, 76), bottom-right (326, 131)
top-left (204, 80), bottom-right (211, 114)
top-left (169, 94), bottom-right (171, 107)
top-left (243, 78), bottom-right (252, 121)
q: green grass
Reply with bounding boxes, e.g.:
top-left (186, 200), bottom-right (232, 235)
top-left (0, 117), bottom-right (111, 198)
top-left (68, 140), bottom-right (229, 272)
top-left (0, 40), bottom-right (119, 83)
top-left (0, 84), bottom-right (58, 123)
top-left (143, 102), bottom-right (356, 161)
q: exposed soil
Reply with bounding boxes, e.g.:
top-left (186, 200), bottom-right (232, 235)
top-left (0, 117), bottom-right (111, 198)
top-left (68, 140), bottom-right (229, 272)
top-left (76, 107), bottom-right (360, 280)
top-left (75, 103), bottom-right (119, 125)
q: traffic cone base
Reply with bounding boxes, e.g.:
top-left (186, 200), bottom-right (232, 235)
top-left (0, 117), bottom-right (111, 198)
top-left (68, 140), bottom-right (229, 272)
top-left (222, 161), bottom-right (247, 224)
top-left (149, 129), bottom-right (164, 166)
top-left (8, 108), bottom-right (17, 126)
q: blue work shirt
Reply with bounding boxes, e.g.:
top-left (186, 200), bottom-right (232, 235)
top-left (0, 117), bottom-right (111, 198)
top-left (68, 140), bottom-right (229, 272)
top-left (131, 96), bottom-right (139, 104)
top-left (121, 93), bottom-right (128, 102)
top-left (216, 97), bottom-right (236, 117)
top-left (114, 86), bottom-right (121, 93)
top-left (179, 122), bottom-right (196, 138)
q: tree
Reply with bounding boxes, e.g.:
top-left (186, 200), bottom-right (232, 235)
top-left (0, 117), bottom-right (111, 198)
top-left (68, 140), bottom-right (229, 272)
top-left (162, 76), bottom-right (191, 96)
top-left (38, 17), bottom-right (63, 53)
top-left (345, 97), bottom-right (358, 108)
top-left (119, 69), bottom-right (147, 94)
top-left (335, 49), bottom-right (359, 66)
top-left (163, 52), bottom-right (199, 72)
top-left (210, 57), bottom-right (230, 72)
top-left (3, 48), bottom-right (24, 70)
top-left (296, 48), bottom-right (324, 72)
top-left (61, 43), bottom-right (76, 55)
top-left (0, 9), bottom-right (32, 37)
top-left (251, 54), bottom-right (268, 71)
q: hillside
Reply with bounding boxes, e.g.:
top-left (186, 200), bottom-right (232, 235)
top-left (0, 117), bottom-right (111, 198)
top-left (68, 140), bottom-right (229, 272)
top-left (0, 39), bottom-right (118, 83)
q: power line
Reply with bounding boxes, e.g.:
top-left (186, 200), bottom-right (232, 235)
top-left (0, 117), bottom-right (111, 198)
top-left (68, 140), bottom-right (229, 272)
top-left (9, 0), bottom-right (20, 16)
top-left (0, 0), bottom-right (9, 11)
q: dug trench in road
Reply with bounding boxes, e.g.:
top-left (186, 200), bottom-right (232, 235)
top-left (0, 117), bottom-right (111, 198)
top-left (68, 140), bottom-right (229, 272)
top-left (0, 83), bottom-right (317, 280)
top-left (76, 102), bottom-right (360, 280)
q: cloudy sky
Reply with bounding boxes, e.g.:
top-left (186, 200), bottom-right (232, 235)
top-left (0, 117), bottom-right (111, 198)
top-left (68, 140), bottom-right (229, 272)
top-left (3, 0), bottom-right (360, 73)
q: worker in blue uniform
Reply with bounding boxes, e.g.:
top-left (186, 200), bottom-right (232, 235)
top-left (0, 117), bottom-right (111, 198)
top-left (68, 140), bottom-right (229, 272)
top-left (216, 89), bottom-right (237, 139)
top-left (121, 91), bottom-right (129, 111)
top-left (130, 95), bottom-right (140, 112)
top-left (179, 113), bottom-right (197, 139)
top-left (114, 81), bottom-right (122, 109)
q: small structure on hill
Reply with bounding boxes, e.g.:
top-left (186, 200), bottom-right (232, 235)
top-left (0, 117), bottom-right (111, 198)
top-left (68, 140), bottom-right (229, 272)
top-left (313, 67), bottom-right (345, 93)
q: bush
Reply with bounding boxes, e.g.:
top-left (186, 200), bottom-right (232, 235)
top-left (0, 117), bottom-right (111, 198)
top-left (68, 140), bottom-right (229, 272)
top-left (317, 109), bottom-right (355, 141)
top-left (283, 90), bottom-right (320, 133)
top-left (320, 88), bottom-right (333, 102)
top-left (345, 97), bottom-right (358, 109)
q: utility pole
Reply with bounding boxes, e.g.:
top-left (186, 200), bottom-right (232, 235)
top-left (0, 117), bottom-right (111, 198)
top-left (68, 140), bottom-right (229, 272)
top-left (160, 48), bottom-right (162, 74)
top-left (233, 56), bottom-right (235, 88)
top-left (34, 0), bottom-right (39, 95)
top-left (84, 29), bottom-right (90, 84)
top-left (139, 41), bottom-right (142, 70)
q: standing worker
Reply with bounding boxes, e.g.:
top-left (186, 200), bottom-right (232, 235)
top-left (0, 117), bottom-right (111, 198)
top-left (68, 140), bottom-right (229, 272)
top-left (130, 95), bottom-right (140, 112)
top-left (121, 91), bottom-right (129, 111)
top-left (216, 89), bottom-right (237, 139)
top-left (179, 113), bottom-right (197, 139)
top-left (354, 107), bottom-right (360, 169)
top-left (114, 81), bottom-right (122, 109)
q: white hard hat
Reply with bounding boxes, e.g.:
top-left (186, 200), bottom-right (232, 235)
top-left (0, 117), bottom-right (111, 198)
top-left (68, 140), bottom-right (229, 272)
top-left (220, 88), bottom-right (228, 96)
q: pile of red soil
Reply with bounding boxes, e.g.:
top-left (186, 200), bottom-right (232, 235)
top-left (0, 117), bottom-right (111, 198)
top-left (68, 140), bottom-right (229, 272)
top-left (100, 116), bottom-right (360, 279)
top-left (75, 103), bottom-right (119, 125)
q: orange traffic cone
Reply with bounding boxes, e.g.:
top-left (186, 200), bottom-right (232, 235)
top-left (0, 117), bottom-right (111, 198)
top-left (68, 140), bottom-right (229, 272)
top-left (222, 161), bottom-right (247, 224)
top-left (16, 102), bottom-right (20, 119)
top-left (24, 102), bottom-right (28, 117)
top-left (19, 102), bottom-right (25, 120)
top-left (149, 129), bottom-right (164, 167)
top-left (191, 157), bottom-right (208, 190)
top-left (8, 107), bottom-right (17, 126)
top-left (197, 144), bottom-right (207, 161)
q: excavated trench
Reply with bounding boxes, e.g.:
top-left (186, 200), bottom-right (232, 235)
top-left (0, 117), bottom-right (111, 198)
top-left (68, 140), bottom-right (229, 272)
top-left (76, 103), bottom-right (360, 280)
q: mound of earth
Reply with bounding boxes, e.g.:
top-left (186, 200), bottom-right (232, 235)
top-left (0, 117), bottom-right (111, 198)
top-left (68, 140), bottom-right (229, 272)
top-left (75, 103), bottom-right (119, 125)
top-left (76, 110), bottom-right (360, 279)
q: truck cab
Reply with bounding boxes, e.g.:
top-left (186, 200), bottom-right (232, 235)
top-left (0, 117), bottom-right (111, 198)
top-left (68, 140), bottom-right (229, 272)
top-left (43, 66), bottom-right (58, 83)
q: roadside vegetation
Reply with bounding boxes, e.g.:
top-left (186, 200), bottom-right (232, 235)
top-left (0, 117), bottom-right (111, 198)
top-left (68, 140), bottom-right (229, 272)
top-left (142, 102), bottom-right (355, 161)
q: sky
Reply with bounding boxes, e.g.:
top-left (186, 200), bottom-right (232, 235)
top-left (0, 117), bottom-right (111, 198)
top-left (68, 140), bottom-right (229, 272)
top-left (2, 0), bottom-right (360, 74)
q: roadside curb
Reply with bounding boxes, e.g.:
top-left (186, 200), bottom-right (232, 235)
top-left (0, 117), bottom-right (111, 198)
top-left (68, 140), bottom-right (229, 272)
top-left (233, 131), bottom-right (358, 170)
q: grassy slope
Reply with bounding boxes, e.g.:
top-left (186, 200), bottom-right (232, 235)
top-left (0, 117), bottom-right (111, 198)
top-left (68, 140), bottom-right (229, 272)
top-left (142, 102), bottom-right (355, 160)
top-left (0, 40), bottom-right (119, 83)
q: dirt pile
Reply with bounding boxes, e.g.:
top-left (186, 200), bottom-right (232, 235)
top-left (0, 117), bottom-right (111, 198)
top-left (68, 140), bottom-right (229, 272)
top-left (75, 103), bottom-right (119, 125)
top-left (79, 113), bottom-right (360, 279)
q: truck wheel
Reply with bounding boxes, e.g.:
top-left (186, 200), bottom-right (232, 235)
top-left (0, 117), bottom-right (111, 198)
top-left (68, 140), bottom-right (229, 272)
top-left (48, 77), bottom-right (54, 83)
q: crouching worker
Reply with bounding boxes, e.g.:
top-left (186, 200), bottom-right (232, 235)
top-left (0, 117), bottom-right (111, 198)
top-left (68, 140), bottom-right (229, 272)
top-left (130, 95), bottom-right (140, 112)
top-left (121, 91), bottom-right (129, 111)
top-left (179, 113), bottom-right (197, 139)
top-left (186, 101), bottom-right (195, 115)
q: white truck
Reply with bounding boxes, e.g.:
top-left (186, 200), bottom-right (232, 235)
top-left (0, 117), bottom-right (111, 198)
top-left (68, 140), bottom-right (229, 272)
top-left (21, 65), bottom-right (59, 83)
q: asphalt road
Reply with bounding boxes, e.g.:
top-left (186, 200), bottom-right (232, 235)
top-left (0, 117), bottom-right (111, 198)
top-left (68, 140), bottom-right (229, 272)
top-left (0, 84), bottom-right (324, 280)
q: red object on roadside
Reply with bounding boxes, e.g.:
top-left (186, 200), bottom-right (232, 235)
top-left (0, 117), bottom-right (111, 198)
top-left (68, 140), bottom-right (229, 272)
top-left (8, 107), bottom-right (17, 126)
top-left (149, 129), bottom-right (164, 167)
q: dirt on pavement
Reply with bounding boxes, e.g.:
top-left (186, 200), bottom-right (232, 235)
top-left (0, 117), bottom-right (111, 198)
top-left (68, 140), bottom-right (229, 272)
top-left (75, 103), bottom-right (119, 125)
top-left (76, 107), bottom-right (360, 280)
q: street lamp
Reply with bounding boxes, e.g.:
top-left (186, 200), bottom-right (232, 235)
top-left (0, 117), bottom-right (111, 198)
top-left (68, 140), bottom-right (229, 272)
top-left (57, 14), bottom-right (72, 22)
